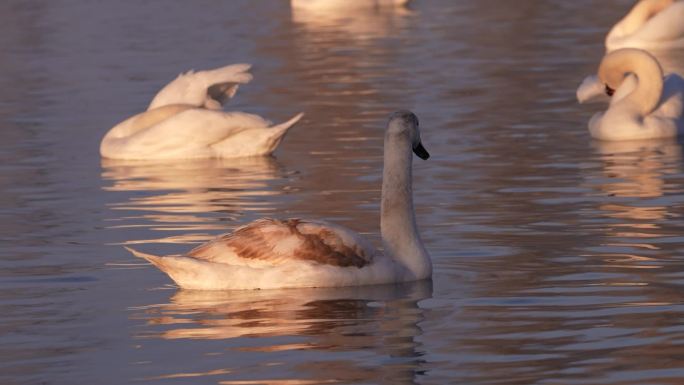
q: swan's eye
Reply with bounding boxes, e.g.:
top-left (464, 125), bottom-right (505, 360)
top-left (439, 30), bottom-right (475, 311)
top-left (605, 85), bottom-right (615, 97)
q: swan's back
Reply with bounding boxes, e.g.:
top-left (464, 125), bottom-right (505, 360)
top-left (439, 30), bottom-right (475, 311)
top-left (633, 2), bottom-right (684, 42)
top-left (607, 1), bottom-right (684, 50)
top-left (101, 109), bottom-right (273, 160)
top-left (188, 218), bottom-right (376, 269)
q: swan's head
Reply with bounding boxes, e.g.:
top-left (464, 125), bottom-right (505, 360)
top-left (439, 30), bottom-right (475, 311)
top-left (577, 75), bottom-right (612, 104)
top-left (387, 110), bottom-right (429, 160)
top-left (577, 72), bottom-right (640, 105)
top-left (599, 49), bottom-right (634, 92)
top-left (597, 48), bottom-right (664, 114)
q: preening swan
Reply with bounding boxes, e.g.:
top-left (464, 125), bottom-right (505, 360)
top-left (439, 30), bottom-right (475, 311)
top-left (577, 48), bottom-right (684, 141)
top-left (126, 111), bottom-right (432, 290)
top-left (100, 64), bottom-right (303, 160)
top-left (606, 0), bottom-right (684, 51)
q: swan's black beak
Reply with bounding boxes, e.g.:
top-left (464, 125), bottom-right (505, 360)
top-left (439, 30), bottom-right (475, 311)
top-left (413, 142), bottom-right (430, 160)
top-left (605, 85), bottom-right (615, 97)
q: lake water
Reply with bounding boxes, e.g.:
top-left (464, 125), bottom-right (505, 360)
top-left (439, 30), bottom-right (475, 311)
top-left (2, 0), bottom-right (684, 384)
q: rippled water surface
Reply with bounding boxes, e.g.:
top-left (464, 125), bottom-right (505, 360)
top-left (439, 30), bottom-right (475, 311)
top-left (3, 1), bottom-right (684, 384)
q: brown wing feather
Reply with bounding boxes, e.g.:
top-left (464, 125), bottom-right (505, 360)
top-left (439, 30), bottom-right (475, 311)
top-left (187, 218), bottom-right (372, 268)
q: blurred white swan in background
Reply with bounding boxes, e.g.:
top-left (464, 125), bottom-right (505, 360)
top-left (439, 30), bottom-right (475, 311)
top-left (291, 0), bottom-right (411, 39)
top-left (291, 0), bottom-right (411, 8)
top-left (100, 64), bottom-right (303, 160)
top-left (577, 48), bottom-right (684, 140)
top-left (606, 0), bottom-right (684, 51)
top-left (126, 111), bottom-right (432, 290)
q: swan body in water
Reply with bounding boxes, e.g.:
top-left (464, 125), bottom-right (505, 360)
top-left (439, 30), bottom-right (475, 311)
top-left (291, 0), bottom-right (411, 9)
top-left (127, 111), bottom-right (432, 290)
top-left (290, 0), bottom-right (412, 39)
top-left (577, 48), bottom-right (684, 141)
top-left (606, 0), bottom-right (684, 51)
top-left (100, 64), bottom-right (303, 160)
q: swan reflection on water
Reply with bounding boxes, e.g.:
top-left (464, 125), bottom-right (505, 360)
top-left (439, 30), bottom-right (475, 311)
top-left (590, 138), bottom-right (683, 266)
top-left (101, 157), bottom-right (287, 242)
top-left (131, 280), bottom-right (432, 384)
top-left (593, 138), bottom-right (682, 201)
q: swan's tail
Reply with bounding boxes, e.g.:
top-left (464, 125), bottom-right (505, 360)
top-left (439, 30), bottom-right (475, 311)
top-left (211, 112), bottom-right (304, 157)
top-left (124, 246), bottom-right (235, 290)
top-left (125, 246), bottom-right (169, 271)
top-left (266, 112), bottom-right (304, 152)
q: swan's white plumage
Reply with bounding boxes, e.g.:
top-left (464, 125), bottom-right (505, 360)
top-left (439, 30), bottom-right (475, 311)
top-left (100, 64), bottom-right (302, 160)
top-left (576, 75), bottom-right (612, 104)
top-left (182, 218), bottom-right (375, 268)
top-left (290, 0), bottom-right (412, 40)
top-left (578, 49), bottom-right (684, 141)
top-left (127, 111), bottom-right (432, 290)
top-left (606, 0), bottom-right (684, 51)
top-left (125, 218), bottom-right (392, 290)
top-left (148, 63), bottom-right (253, 110)
top-left (291, 0), bottom-right (411, 9)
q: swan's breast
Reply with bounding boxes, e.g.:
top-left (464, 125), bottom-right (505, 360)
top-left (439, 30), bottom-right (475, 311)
top-left (188, 218), bottom-right (374, 268)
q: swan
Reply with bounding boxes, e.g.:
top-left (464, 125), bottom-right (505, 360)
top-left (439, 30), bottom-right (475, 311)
top-left (605, 0), bottom-right (684, 51)
top-left (126, 110), bottom-right (432, 290)
top-left (290, 0), bottom-right (412, 40)
top-left (291, 0), bottom-right (411, 10)
top-left (576, 48), bottom-right (684, 141)
top-left (100, 64), bottom-right (303, 160)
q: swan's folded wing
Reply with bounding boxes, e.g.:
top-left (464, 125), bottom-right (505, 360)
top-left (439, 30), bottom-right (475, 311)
top-left (638, 2), bottom-right (684, 42)
top-left (120, 109), bottom-right (271, 158)
top-left (187, 219), bottom-right (375, 268)
top-left (148, 64), bottom-right (253, 110)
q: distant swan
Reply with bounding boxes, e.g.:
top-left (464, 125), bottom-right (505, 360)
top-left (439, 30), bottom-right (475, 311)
top-left (100, 64), bottom-right (303, 160)
top-left (577, 48), bottom-right (684, 141)
top-left (291, 0), bottom-right (411, 9)
top-left (126, 111), bottom-right (432, 290)
top-left (606, 0), bottom-right (684, 51)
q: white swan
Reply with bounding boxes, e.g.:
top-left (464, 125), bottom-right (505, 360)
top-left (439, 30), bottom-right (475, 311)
top-left (290, 0), bottom-right (412, 40)
top-left (576, 48), bottom-right (684, 141)
top-left (291, 0), bottom-right (411, 10)
top-left (606, 0), bottom-right (684, 51)
top-left (126, 111), bottom-right (432, 290)
top-left (100, 64), bottom-right (303, 160)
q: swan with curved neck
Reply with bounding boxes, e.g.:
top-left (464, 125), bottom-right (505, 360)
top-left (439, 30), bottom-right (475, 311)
top-left (100, 64), bottom-right (303, 160)
top-left (606, 0), bottom-right (684, 51)
top-left (577, 48), bottom-right (684, 141)
top-left (126, 111), bottom-right (432, 290)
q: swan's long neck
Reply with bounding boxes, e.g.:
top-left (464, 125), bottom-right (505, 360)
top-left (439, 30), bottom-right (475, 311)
top-left (599, 48), bottom-right (664, 116)
top-left (380, 132), bottom-right (431, 280)
top-left (609, 0), bottom-right (674, 40)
